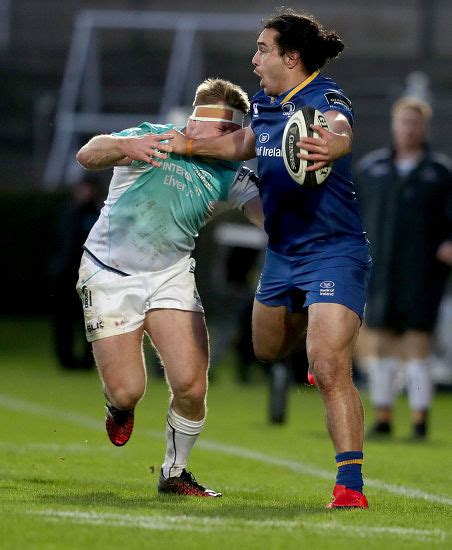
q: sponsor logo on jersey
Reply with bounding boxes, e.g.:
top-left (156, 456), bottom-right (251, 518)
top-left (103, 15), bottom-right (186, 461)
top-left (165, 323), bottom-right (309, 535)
top-left (161, 161), bottom-right (193, 182)
top-left (164, 173), bottom-right (187, 191)
top-left (259, 133), bottom-right (270, 143)
top-left (281, 101), bottom-right (296, 117)
top-left (252, 103), bottom-right (259, 117)
top-left (324, 92), bottom-right (352, 112)
top-left (193, 167), bottom-right (213, 191)
top-left (319, 280), bottom-right (335, 296)
top-left (256, 146), bottom-right (282, 157)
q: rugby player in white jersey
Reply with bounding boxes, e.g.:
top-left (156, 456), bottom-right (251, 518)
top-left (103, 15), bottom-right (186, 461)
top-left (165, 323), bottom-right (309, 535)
top-left (75, 78), bottom-right (263, 497)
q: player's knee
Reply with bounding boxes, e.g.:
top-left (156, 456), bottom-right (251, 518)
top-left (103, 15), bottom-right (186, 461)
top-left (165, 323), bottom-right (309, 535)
top-left (172, 378), bottom-right (207, 406)
top-left (313, 360), bottom-right (353, 394)
top-left (308, 345), bottom-right (350, 393)
top-left (253, 342), bottom-right (281, 363)
top-left (106, 383), bottom-right (144, 410)
top-left (311, 362), bottom-right (337, 393)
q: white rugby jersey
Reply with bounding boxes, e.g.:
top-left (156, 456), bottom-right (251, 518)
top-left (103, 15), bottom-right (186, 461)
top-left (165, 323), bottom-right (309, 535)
top-left (83, 123), bottom-right (259, 274)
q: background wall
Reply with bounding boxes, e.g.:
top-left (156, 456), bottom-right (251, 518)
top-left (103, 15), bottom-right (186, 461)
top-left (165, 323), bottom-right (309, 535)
top-left (2, 0), bottom-right (452, 189)
top-left (1, 0), bottom-right (451, 314)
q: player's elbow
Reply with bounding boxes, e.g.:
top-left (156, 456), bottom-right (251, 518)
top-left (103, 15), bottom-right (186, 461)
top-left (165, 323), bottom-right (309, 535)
top-left (76, 146), bottom-right (92, 169)
top-left (76, 146), bottom-right (104, 170)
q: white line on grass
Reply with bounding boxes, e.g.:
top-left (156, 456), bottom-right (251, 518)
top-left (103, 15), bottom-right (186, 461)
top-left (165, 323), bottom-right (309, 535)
top-left (0, 441), bottom-right (112, 454)
top-left (1, 394), bottom-right (452, 507)
top-left (24, 509), bottom-right (447, 542)
top-left (194, 439), bottom-right (452, 507)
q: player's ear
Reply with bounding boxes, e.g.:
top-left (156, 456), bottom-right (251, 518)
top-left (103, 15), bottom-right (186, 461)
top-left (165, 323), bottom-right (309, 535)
top-left (285, 50), bottom-right (300, 69)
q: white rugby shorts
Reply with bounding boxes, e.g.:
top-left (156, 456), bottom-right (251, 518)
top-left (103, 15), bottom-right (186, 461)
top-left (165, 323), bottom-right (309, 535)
top-left (76, 252), bottom-right (204, 342)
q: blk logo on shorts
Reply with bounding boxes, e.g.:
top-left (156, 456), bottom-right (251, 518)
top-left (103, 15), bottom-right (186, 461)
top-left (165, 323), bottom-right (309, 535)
top-left (86, 316), bottom-right (104, 333)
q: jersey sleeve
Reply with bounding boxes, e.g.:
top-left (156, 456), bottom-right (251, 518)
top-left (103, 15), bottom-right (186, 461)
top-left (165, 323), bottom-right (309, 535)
top-left (227, 166), bottom-right (260, 209)
top-left (317, 89), bottom-right (354, 126)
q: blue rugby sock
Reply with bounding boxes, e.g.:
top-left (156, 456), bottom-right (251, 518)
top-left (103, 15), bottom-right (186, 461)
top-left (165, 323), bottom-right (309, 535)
top-left (335, 451), bottom-right (364, 493)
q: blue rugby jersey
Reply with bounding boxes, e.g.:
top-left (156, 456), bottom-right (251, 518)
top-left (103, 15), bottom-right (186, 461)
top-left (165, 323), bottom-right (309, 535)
top-left (250, 71), bottom-right (368, 260)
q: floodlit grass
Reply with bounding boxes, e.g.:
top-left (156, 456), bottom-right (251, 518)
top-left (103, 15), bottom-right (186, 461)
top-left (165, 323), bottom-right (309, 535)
top-left (0, 316), bottom-right (451, 549)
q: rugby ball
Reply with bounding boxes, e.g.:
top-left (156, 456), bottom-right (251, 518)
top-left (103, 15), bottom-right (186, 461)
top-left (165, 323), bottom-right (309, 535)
top-left (282, 106), bottom-right (332, 187)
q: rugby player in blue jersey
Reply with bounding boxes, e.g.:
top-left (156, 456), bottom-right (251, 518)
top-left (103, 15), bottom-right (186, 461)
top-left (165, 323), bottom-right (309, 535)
top-left (168, 8), bottom-right (371, 508)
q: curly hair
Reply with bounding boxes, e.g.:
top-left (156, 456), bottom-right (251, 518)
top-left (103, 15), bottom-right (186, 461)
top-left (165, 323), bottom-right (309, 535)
top-left (263, 7), bottom-right (344, 74)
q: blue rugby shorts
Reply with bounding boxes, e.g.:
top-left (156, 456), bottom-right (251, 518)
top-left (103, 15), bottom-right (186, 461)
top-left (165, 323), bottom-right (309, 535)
top-left (255, 248), bottom-right (372, 319)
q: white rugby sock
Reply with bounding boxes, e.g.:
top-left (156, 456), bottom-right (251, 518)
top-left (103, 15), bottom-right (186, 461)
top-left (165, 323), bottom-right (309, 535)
top-left (161, 407), bottom-right (205, 479)
top-left (365, 356), bottom-right (399, 408)
top-left (406, 358), bottom-right (433, 411)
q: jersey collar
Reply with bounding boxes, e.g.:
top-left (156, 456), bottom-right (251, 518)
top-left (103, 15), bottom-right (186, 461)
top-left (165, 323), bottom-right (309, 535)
top-left (271, 70), bottom-right (320, 105)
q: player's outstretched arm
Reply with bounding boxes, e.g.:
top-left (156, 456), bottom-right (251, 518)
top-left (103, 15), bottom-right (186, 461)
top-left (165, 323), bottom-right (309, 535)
top-left (298, 110), bottom-right (353, 172)
top-left (76, 134), bottom-right (174, 170)
top-left (167, 127), bottom-right (257, 162)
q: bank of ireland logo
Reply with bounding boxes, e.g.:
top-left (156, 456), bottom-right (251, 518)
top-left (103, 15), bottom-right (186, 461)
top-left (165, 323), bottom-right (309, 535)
top-left (282, 101), bottom-right (296, 117)
top-left (259, 133), bottom-right (270, 143)
top-left (320, 280), bottom-right (335, 296)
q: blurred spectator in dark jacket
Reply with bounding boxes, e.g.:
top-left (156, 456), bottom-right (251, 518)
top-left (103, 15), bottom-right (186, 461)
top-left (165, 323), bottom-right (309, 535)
top-left (355, 96), bottom-right (452, 439)
top-left (50, 175), bottom-right (101, 369)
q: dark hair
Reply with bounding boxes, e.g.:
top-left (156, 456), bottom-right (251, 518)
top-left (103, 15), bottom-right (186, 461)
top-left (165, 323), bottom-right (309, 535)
top-left (263, 7), bottom-right (344, 73)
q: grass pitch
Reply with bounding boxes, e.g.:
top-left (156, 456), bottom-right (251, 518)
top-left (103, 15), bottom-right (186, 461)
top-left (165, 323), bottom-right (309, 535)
top-left (0, 317), bottom-right (451, 549)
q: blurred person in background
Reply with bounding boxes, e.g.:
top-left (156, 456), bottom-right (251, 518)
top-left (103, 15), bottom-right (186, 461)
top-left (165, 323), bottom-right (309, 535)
top-left (75, 78), bottom-right (263, 497)
top-left (356, 96), bottom-right (452, 440)
top-left (50, 175), bottom-right (101, 370)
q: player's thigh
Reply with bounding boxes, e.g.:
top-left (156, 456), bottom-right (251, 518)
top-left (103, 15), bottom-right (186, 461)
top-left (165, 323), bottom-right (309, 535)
top-left (92, 326), bottom-right (147, 391)
top-left (252, 298), bottom-right (307, 361)
top-left (145, 309), bottom-right (209, 390)
top-left (306, 302), bottom-right (360, 367)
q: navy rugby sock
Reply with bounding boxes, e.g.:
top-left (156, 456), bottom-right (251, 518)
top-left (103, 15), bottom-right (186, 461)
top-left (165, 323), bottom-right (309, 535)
top-left (335, 451), bottom-right (364, 493)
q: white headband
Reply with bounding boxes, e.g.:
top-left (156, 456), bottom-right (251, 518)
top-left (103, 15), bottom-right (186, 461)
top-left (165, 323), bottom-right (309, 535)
top-left (190, 104), bottom-right (244, 127)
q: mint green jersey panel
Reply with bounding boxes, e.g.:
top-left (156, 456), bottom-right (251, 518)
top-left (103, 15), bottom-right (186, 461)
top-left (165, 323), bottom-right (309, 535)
top-left (84, 123), bottom-right (259, 274)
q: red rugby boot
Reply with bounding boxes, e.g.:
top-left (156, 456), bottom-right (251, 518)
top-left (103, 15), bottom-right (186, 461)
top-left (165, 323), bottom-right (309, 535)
top-left (307, 369), bottom-right (316, 386)
top-left (158, 469), bottom-right (222, 497)
top-left (105, 403), bottom-right (134, 446)
top-left (326, 484), bottom-right (369, 509)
